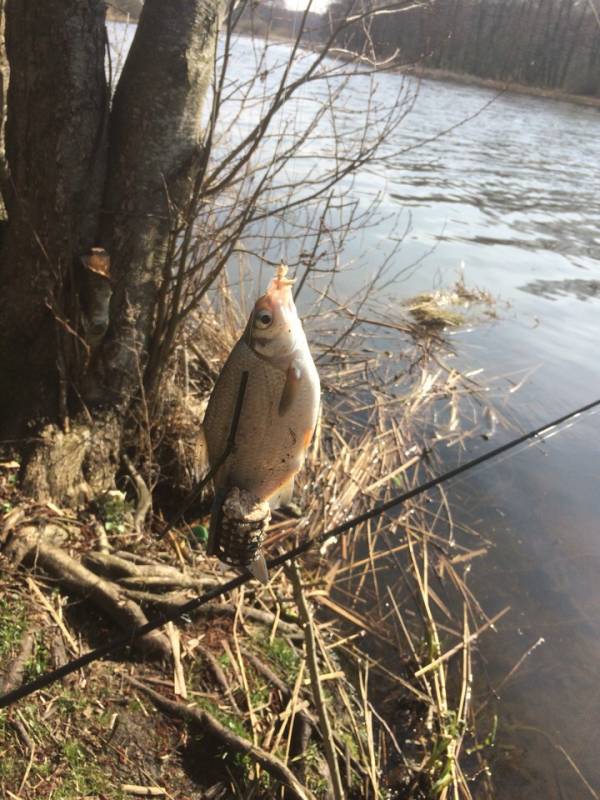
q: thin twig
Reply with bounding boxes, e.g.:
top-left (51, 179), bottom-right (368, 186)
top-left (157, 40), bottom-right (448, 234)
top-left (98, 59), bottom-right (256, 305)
top-left (288, 563), bottom-right (345, 800)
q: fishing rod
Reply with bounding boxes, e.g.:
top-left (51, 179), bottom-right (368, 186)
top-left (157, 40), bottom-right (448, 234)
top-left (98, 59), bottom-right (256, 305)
top-left (1, 395), bottom-right (599, 710)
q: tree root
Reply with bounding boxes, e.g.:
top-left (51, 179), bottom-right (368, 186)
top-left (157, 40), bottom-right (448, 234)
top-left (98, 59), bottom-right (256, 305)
top-left (119, 588), bottom-right (195, 612)
top-left (243, 649), bottom-right (315, 784)
top-left (81, 552), bottom-right (304, 639)
top-left (190, 602), bottom-right (304, 641)
top-left (196, 643), bottom-right (241, 713)
top-left (3, 526), bottom-right (171, 660)
top-left (1, 629), bottom-right (36, 694)
top-left (82, 550), bottom-right (212, 585)
top-left (82, 551), bottom-right (226, 599)
top-left (122, 454), bottom-right (153, 531)
top-left (112, 550), bottom-right (166, 566)
top-left (214, 604), bottom-right (303, 640)
top-left (118, 575), bottom-right (210, 591)
top-left (244, 648), bottom-right (367, 784)
top-left (127, 678), bottom-right (316, 800)
top-left (243, 649), bottom-right (315, 727)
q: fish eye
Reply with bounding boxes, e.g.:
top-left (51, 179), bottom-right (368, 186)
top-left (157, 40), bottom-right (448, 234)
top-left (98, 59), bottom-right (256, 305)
top-left (254, 310), bottom-right (273, 329)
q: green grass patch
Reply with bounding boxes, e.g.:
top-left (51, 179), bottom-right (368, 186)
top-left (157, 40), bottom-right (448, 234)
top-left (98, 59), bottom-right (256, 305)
top-left (195, 697), bottom-right (247, 739)
top-left (52, 739), bottom-right (124, 800)
top-left (0, 597), bottom-right (27, 659)
top-left (261, 635), bottom-right (300, 679)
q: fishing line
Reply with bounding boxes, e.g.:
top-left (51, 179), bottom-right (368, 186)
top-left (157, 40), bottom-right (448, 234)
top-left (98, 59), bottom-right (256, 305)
top-left (1, 395), bottom-right (599, 710)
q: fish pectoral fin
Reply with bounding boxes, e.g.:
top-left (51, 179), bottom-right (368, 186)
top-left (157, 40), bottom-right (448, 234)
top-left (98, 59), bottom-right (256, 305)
top-left (280, 475), bottom-right (295, 507)
top-left (268, 476), bottom-right (295, 510)
top-left (278, 361), bottom-right (302, 416)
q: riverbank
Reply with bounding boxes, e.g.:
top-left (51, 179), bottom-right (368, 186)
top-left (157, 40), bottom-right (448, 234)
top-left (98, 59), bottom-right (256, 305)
top-left (243, 26), bottom-right (600, 109)
top-left (106, 9), bottom-right (136, 23)
top-left (401, 65), bottom-right (600, 109)
top-left (106, 2), bottom-right (141, 23)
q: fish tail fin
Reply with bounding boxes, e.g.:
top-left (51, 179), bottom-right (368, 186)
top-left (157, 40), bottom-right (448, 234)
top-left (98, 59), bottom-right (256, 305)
top-left (247, 554), bottom-right (269, 584)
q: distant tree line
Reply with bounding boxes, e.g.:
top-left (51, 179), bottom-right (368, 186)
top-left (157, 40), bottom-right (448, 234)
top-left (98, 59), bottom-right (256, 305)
top-left (107, 0), bottom-right (600, 97)
top-left (327, 0), bottom-right (600, 97)
top-left (106, 0), bottom-right (143, 19)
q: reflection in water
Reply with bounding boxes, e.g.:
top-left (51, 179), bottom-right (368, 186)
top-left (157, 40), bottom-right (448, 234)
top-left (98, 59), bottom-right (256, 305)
top-left (519, 278), bottom-right (600, 301)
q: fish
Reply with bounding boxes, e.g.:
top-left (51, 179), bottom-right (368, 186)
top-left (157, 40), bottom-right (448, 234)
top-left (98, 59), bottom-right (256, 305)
top-left (202, 264), bottom-right (321, 583)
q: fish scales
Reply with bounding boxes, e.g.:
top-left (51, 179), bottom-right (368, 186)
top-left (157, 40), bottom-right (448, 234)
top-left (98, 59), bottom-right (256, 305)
top-left (204, 339), bottom-right (318, 503)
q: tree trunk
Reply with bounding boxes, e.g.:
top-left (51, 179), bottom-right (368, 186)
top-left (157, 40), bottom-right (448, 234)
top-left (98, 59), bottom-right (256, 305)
top-left (93, 0), bottom-right (221, 406)
top-left (0, 0), bottom-right (222, 503)
top-left (0, 0), bottom-right (8, 185)
top-left (0, 0), bottom-right (108, 434)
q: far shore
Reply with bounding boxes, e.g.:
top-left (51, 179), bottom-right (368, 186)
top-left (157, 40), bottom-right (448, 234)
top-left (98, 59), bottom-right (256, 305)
top-left (105, 15), bottom-right (600, 110)
top-left (106, 8), bottom-right (136, 23)
top-left (402, 65), bottom-right (600, 109)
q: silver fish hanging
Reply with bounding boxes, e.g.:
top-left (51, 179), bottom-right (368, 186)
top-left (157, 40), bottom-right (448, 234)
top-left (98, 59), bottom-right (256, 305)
top-left (203, 264), bottom-right (321, 582)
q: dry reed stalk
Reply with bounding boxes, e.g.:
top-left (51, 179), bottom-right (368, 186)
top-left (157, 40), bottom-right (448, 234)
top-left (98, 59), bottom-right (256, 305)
top-left (288, 562), bottom-right (345, 800)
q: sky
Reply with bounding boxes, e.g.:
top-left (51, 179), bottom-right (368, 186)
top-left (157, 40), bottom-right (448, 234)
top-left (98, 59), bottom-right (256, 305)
top-left (284, 0), bottom-right (331, 17)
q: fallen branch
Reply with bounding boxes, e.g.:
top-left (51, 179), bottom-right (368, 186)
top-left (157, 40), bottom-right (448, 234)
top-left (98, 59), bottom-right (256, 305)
top-left (26, 576), bottom-right (80, 656)
top-left (10, 717), bottom-right (35, 753)
top-left (127, 678), bottom-right (316, 800)
top-left (166, 622), bottom-right (187, 698)
top-left (121, 786), bottom-right (166, 797)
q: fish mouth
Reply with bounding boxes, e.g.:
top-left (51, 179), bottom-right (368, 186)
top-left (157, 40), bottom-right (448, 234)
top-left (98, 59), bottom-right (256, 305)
top-left (267, 279), bottom-right (293, 309)
top-left (267, 265), bottom-right (296, 309)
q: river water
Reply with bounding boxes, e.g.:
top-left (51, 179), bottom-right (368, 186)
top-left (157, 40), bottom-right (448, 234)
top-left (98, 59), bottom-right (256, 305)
top-left (374, 78), bottom-right (600, 800)
top-left (109, 23), bottom-right (600, 798)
